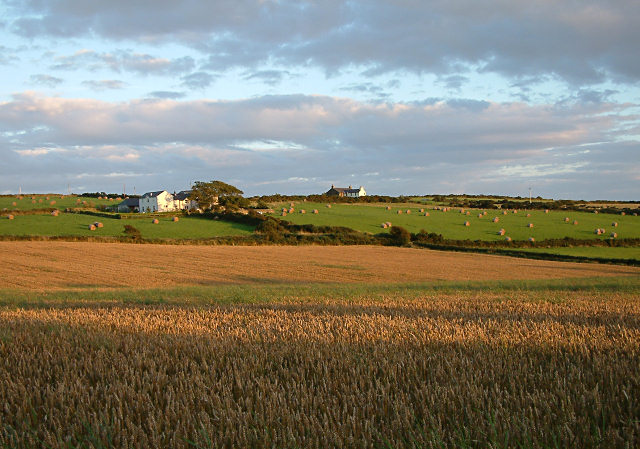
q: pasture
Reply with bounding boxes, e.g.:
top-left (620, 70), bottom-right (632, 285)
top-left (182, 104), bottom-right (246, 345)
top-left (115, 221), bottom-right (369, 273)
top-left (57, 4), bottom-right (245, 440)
top-left (0, 212), bottom-right (254, 239)
top-left (269, 202), bottom-right (640, 241)
top-left (0, 194), bottom-right (116, 211)
top-left (0, 243), bottom-right (638, 448)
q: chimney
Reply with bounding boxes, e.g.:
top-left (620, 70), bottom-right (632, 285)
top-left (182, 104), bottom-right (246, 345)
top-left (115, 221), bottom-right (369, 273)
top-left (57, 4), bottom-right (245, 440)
top-left (348, 185), bottom-right (352, 189)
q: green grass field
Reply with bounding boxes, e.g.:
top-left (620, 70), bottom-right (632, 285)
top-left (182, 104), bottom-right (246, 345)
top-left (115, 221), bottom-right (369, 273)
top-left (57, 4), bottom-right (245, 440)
top-left (269, 202), bottom-right (639, 241)
top-left (0, 213), bottom-right (254, 239)
top-left (0, 194), bottom-right (117, 211)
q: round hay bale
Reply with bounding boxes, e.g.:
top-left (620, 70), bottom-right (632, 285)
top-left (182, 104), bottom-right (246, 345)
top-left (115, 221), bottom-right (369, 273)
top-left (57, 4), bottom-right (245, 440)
top-left (498, 229), bottom-right (505, 235)
top-left (290, 202), bottom-right (295, 207)
top-left (50, 200), bottom-right (56, 205)
top-left (88, 224), bottom-right (96, 231)
top-left (18, 196), bottom-right (23, 200)
top-left (483, 211), bottom-right (487, 216)
top-left (386, 206), bottom-right (391, 210)
top-left (564, 217), bottom-right (570, 222)
top-left (300, 209), bottom-right (306, 214)
top-left (594, 210), bottom-right (598, 214)
top-left (528, 237), bottom-right (535, 242)
top-left (527, 223), bottom-right (534, 228)
top-left (544, 209), bottom-right (549, 214)
top-left (406, 209), bottom-right (411, 214)
top-left (611, 232), bottom-right (617, 238)
top-left (281, 212), bottom-right (287, 216)
top-left (386, 222), bottom-right (392, 227)
top-left (621, 212), bottom-right (626, 216)
top-left (594, 229), bottom-right (601, 235)
top-left (420, 208), bottom-right (424, 213)
top-left (503, 210), bottom-right (508, 215)
top-left (478, 213), bottom-right (483, 218)
top-left (381, 223), bottom-right (387, 228)
top-left (612, 222), bottom-right (618, 227)
top-left (327, 204), bottom-right (332, 208)
top-left (11, 202), bottom-right (16, 206)
top-left (152, 218), bottom-right (159, 224)
top-left (288, 208), bottom-right (294, 213)
top-left (493, 217), bottom-right (499, 223)
top-left (313, 209), bottom-right (318, 214)
top-left (464, 221), bottom-right (470, 227)
top-left (460, 209), bottom-right (465, 214)
top-left (172, 216), bottom-right (179, 222)
top-left (573, 220), bottom-right (578, 225)
top-left (397, 210), bottom-right (402, 214)
top-left (512, 210), bottom-right (517, 214)
top-left (31, 200), bottom-right (36, 204)
top-left (51, 210), bottom-right (59, 216)
top-left (466, 211), bottom-right (470, 215)
top-left (95, 222), bottom-right (104, 228)
top-left (109, 198), bottom-right (113, 201)
top-left (504, 236), bottom-right (512, 242)
top-left (424, 212), bottom-right (429, 216)
top-left (77, 199), bottom-right (82, 203)
top-left (526, 213), bottom-right (531, 217)
top-left (98, 196), bottom-right (102, 200)
top-left (31, 196), bottom-right (35, 200)
top-left (7, 214), bottom-right (14, 220)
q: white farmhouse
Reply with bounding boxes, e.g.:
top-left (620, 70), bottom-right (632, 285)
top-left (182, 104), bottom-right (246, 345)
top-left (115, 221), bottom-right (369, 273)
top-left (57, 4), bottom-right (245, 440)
top-left (173, 190), bottom-right (199, 211)
top-left (139, 190), bottom-right (175, 213)
top-left (325, 185), bottom-right (367, 198)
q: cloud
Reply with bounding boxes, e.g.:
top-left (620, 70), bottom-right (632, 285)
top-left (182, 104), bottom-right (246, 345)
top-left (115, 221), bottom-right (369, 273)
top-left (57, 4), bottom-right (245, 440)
top-left (146, 91), bottom-right (186, 99)
top-left (50, 49), bottom-right (195, 76)
top-left (29, 74), bottom-right (63, 87)
top-left (180, 72), bottom-right (215, 89)
top-left (243, 70), bottom-right (290, 86)
top-left (0, 92), bottom-right (637, 198)
top-left (81, 79), bottom-right (126, 91)
top-left (6, 1), bottom-right (640, 86)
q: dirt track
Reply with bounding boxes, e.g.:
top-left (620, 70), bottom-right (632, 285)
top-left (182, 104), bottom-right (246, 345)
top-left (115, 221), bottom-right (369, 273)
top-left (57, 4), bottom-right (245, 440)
top-left (1, 242), bottom-right (638, 290)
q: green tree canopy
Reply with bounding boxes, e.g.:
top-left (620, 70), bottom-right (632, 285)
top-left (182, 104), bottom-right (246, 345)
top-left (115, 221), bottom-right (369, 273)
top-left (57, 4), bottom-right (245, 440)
top-left (189, 180), bottom-right (244, 211)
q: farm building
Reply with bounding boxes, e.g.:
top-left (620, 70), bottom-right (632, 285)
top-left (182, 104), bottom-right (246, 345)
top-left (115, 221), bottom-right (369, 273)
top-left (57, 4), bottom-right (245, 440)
top-left (325, 185), bottom-right (367, 198)
top-left (115, 197), bottom-right (140, 213)
top-left (172, 190), bottom-right (200, 211)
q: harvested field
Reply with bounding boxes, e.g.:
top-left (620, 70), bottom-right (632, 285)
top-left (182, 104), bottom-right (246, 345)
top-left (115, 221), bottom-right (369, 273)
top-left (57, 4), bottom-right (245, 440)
top-left (1, 289), bottom-right (639, 448)
top-left (1, 242), bottom-right (638, 290)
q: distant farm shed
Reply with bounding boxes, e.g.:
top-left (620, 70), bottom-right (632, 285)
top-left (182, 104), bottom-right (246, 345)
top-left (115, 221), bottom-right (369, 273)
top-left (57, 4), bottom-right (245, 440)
top-left (325, 184), bottom-right (367, 198)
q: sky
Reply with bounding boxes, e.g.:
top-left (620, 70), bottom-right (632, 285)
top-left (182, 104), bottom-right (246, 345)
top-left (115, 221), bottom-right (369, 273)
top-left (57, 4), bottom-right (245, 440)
top-left (0, 0), bottom-right (639, 199)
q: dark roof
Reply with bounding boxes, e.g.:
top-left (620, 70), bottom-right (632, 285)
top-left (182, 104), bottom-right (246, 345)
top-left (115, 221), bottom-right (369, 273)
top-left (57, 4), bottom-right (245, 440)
top-left (141, 190), bottom-right (167, 198)
top-left (173, 190), bottom-right (192, 201)
top-left (119, 197), bottom-right (139, 207)
top-left (329, 187), bottom-right (360, 194)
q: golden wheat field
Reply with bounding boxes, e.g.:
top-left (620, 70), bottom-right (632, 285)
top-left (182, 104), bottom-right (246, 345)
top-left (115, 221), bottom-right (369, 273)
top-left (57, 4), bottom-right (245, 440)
top-left (1, 243), bottom-right (639, 448)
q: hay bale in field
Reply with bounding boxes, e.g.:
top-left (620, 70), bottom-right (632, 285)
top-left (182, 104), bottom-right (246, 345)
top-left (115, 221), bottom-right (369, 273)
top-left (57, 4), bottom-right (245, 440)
top-left (386, 206), bottom-right (391, 210)
top-left (526, 213), bottom-right (531, 217)
top-left (612, 222), bottom-right (618, 227)
top-left (172, 216), bottom-right (179, 222)
top-left (281, 212), bottom-right (287, 216)
top-left (420, 208), bottom-right (424, 213)
top-left (528, 237), bottom-right (535, 242)
top-left (38, 199), bottom-right (43, 203)
top-left (88, 224), bottom-right (96, 231)
top-left (611, 232), bottom-right (618, 238)
top-left (397, 210), bottom-right (402, 214)
top-left (109, 198), bottom-right (113, 201)
top-left (50, 200), bottom-right (56, 205)
top-left (498, 229), bottom-right (505, 235)
top-left (595, 228), bottom-right (601, 235)
top-left (504, 236), bottom-right (512, 242)
top-left (18, 196), bottom-right (23, 200)
top-left (51, 210), bottom-right (59, 216)
top-left (381, 223), bottom-right (388, 228)
top-left (290, 202), bottom-right (295, 207)
top-left (386, 222), bottom-right (392, 227)
top-left (466, 211), bottom-right (470, 215)
top-left (460, 209), bottom-right (465, 214)
top-left (564, 217), bottom-right (570, 222)
top-left (512, 210), bottom-right (517, 214)
top-left (493, 217), bottom-right (499, 223)
top-left (545, 209), bottom-right (549, 214)
top-left (288, 208), bottom-right (294, 213)
top-left (76, 199), bottom-right (82, 203)
top-left (573, 220), bottom-right (578, 225)
top-left (11, 202), bottom-right (16, 206)
top-left (503, 210), bottom-right (508, 215)
top-left (152, 218), bottom-right (159, 224)
top-left (478, 213), bottom-right (483, 218)
top-left (31, 200), bottom-right (36, 204)
top-left (527, 223), bottom-right (534, 228)
top-left (327, 204), bottom-right (332, 208)
top-left (94, 222), bottom-right (104, 228)
top-left (7, 214), bottom-right (14, 220)
top-left (424, 212), bottom-right (429, 216)
top-left (464, 221), bottom-right (470, 227)
top-left (406, 209), bottom-right (411, 214)
top-left (594, 210), bottom-right (599, 214)
top-left (483, 211), bottom-right (487, 215)
top-left (300, 209), bottom-right (306, 214)
top-left (313, 209), bottom-right (318, 214)
top-left (621, 212), bottom-right (626, 216)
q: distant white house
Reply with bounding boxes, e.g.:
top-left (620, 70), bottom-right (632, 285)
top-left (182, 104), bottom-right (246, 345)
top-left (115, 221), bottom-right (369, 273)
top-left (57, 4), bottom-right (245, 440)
top-left (172, 190), bottom-right (199, 211)
top-left (139, 190), bottom-right (175, 213)
top-left (326, 185), bottom-right (367, 198)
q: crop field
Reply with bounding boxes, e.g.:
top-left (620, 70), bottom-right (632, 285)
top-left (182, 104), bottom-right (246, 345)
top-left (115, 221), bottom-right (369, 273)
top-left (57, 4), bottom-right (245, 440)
top-left (0, 261), bottom-right (639, 447)
top-left (0, 195), bottom-right (116, 211)
top-left (0, 213), bottom-right (254, 239)
top-left (268, 202), bottom-right (640, 241)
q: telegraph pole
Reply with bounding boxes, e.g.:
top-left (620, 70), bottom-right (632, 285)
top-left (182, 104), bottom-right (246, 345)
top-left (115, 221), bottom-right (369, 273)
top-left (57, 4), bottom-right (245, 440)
top-left (529, 187), bottom-right (532, 204)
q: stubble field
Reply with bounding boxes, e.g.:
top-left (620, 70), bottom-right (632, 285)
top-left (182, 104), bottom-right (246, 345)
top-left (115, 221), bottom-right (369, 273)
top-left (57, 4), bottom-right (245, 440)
top-left (1, 243), bottom-right (639, 448)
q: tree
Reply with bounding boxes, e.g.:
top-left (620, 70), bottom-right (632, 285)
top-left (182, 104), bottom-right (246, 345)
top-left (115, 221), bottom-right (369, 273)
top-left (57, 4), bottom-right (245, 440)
top-left (189, 180), bottom-right (244, 211)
